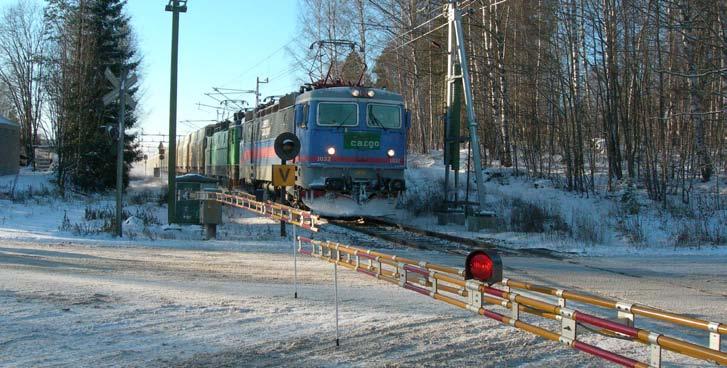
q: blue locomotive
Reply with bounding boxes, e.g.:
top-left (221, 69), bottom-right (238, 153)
top-left (175, 83), bottom-right (410, 216)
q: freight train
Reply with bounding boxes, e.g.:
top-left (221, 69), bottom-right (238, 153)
top-left (167, 83), bottom-right (410, 216)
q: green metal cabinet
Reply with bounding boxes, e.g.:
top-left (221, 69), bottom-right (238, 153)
top-left (175, 174), bottom-right (218, 224)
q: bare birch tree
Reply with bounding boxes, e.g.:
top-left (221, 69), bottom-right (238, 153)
top-left (0, 1), bottom-right (47, 169)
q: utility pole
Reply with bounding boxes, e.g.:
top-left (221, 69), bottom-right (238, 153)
top-left (255, 77), bottom-right (268, 110)
top-left (165, 0), bottom-right (187, 224)
top-left (447, 0), bottom-right (487, 210)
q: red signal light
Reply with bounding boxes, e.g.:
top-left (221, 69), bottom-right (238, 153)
top-left (465, 250), bottom-right (503, 284)
top-left (469, 253), bottom-right (494, 280)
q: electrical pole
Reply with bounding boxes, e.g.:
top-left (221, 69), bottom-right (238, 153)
top-left (166, 0), bottom-right (187, 224)
top-left (448, 0), bottom-right (487, 210)
top-left (255, 77), bottom-right (268, 109)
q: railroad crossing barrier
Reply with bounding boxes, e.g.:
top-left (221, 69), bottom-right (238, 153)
top-left (189, 188), bottom-right (724, 366)
top-left (295, 236), bottom-right (726, 367)
top-left (192, 190), bottom-right (321, 232)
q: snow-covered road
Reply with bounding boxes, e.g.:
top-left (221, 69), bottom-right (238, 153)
top-left (1, 233), bottom-right (724, 367)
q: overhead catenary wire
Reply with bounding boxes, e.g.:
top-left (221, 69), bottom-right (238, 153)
top-left (391, 11), bottom-right (445, 43)
top-left (367, 0), bottom-right (446, 45)
top-left (392, 21), bottom-right (448, 51)
top-left (270, 63), bottom-right (301, 82)
top-left (465, 0), bottom-right (511, 14)
top-left (219, 38), bottom-right (297, 88)
top-left (218, 3), bottom-right (454, 92)
top-left (389, 0), bottom-right (485, 52)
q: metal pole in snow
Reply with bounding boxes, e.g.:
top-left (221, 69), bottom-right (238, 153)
top-left (293, 225), bottom-right (298, 299)
top-left (280, 159), bottom-right (286, 237)
top-left (334, 258), bottom-right (340, 347)
top-left (115, 67), bottom-right (127, 238)
top-left (166, 0), bottom-right (186, 224)
top-left (450, 1), bottom-right (487, 210)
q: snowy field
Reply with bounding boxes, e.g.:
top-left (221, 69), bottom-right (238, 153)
top-left (0, 164), bottom-right (726, 367)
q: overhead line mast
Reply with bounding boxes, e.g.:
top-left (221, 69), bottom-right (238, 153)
top-left (255, 77), bottom-right (269, 111)
top-left (165, 0), bottom-right (187, 225)
top-left (445, 0), bottom-right (487, 210)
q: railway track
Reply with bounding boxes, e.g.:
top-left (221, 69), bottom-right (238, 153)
top-left (322, 214), bottom-right (727, 300)
top-left (326, 216), bottom-right (570, 260)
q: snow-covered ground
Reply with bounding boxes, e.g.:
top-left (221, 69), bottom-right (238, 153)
top-left (1, 237), bottom-right (725, 367)
top-left (0, 169), bottom-right (284, 246)
top-left (398, 151), bottom-right (727, 256)
top-left (0, 164), bottom-right (725, 367)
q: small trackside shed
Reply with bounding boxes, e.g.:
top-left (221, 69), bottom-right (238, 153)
top-left (0, 115), bottom-right (20, 175)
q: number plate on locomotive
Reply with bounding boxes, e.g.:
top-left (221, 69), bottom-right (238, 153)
top-left (344, 132), bottom-right (381, 150)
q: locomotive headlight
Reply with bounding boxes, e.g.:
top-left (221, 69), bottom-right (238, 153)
top-left (327, 147), bottom-right (336, 156)
top-left (367, 90), bottom-right (376, 98)
top-left (352, 89), bottom-right (361, 97)
top-left (387, 149), bottom-right (396, 157)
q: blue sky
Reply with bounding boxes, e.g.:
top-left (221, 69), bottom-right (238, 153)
top-left (125, 0), bottom-right (300, 139)
top-left (0, 0), bottom-right (301, 151)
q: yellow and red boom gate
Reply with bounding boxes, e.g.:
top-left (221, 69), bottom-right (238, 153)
top-left (188, 189), bottom-right (725, 366)
top-left (297, 236), bottom-right (727, 367)
top-left (192, 190), bottom-right (322, 232)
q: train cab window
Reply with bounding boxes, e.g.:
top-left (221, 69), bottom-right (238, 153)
top-left (317, 102), bottom-right (358, 127)
top-left (367, 104), bottom-right (402, 129)
top-left (299, 103), bottom-right (309, 128)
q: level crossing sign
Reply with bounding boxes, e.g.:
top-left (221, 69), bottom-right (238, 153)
top-left (272, 164), bottom-right (296, 187)
top-left (103, 68), bottom-right (137, 107)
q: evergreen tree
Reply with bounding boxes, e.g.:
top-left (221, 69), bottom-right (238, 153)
top-left (340, 51), bottom-right (368, 85)
top-left (77, 0), bottom-right (141, 191)
top-left (44, 0), bottom-right (141, 192)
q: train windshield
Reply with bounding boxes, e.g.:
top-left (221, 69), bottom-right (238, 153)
top-left (317, 102), bottom-right (358, 127)
top-left (367, 104), bottom-right (402, 129)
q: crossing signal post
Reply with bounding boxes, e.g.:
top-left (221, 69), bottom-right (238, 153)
top-left (158, 142), bottom-right (165, 184)
top-left (272, 165), bottom-right (296, 187)
top-left (273, 133), bottom-right (301, 237)
top-left (158, 142), bottom-right (165, 161)
top-left (103, 66), bottom-right (137, 238)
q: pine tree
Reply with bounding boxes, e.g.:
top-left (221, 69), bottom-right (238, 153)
top-left (340, 51), bottom-right (368, 85)
top-left (76, 0), bottom-right (141, 191)
top-left (44, 0), bottom-right (141, 192)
